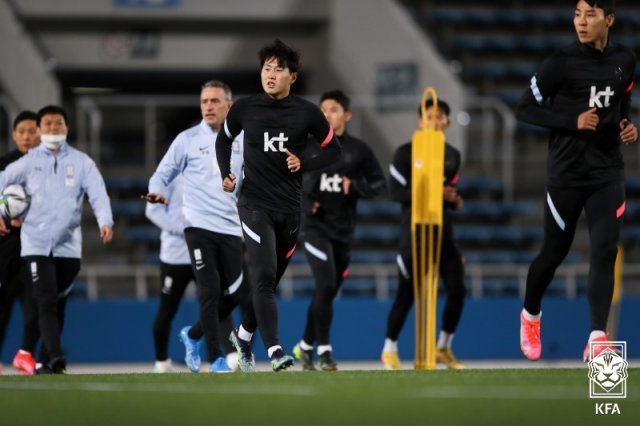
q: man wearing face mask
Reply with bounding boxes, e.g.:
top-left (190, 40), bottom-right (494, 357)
top-left (0, 105), bottom-right (114, 374)
top-left (0, 111), bottom-right (41, 375)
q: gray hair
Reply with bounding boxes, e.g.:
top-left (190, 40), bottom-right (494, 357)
top-left (201, 80), bottom-right (232, 101)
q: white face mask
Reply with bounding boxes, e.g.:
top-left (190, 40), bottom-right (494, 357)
top-left (40, 134), bottom-right (66, 150)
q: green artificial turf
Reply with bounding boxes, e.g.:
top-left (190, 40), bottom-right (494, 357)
top-left (1, 368), bottom-right (637, 426)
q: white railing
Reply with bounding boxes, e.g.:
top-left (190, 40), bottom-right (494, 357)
top-left (77, 262), bottom-right (639, 301)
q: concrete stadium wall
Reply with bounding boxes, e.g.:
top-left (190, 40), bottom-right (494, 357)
top-left (0, 1), bottom-right (60, 111)
top-left (2, 298), bottom-right (639, 364)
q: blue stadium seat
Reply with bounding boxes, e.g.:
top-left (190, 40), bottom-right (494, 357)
top-left (111, 200), bottom-right (147, 216)
top-left (454, 225), bottom-right (543, 243)
top-left (123, 226), bottom-right (160, 242)
top-left (456, 176), bottom-right (502, 194)
top-left (354, 225), bottom-right (400, 243)
top-left (104, 177), bottom-right (149, 191)
top-left (356, 200), bottom-right (401, 217)
top-left (463, 250), bottom-right (582, 264)
top-left (452, 200), bottom-right (535, 218)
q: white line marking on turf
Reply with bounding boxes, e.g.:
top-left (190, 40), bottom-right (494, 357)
top-left (409, 385), bottom-right (640, 401)
top-left (0, 381), bottom-right (315, 396)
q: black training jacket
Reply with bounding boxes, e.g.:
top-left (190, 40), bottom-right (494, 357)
top-left (516, 40), bottom-right (636, 187)
top-left (302, 132), bottom-right (386, 243)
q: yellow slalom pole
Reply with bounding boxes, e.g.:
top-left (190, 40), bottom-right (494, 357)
top-left (607, 245), bottom-right (624, 339)
top-left (411, 87), bottom-right (445, 370)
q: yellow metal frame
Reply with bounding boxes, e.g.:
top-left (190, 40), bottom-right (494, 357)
top-left (411, 87), bottom-right (445, 370)
top-left (607, 245), bottom-right (624, 339)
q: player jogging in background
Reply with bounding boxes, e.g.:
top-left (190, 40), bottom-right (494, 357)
top-left (146, 175), bottom-right (193, 373)
top-left (216, 39), bottom-right (342, 372)
top-left (516, 0), bottom-right (637, 362)
top-left (0, 111), bottom-right (40, 375)
top-left (292, 90), bottom-right (386, 371)
top-left (381, 99), bottom-right (467, 370)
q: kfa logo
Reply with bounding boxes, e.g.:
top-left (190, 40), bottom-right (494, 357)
top-left (588, 341), bottom-right (628, 399)
top-left (319, 173), bottom-right (342, 192)
top-left (595, 403), bottom-right (621, 415)
top-left (264, 132), bottom-right (288, 152)
top-left (589, 86), bottom-right (615, 108)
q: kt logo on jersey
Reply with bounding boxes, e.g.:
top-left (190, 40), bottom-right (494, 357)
top-left (319, 173), bottom-right (343, 192)
top-left (264, 132), bottom-right (288, 152)
top-left (589, 86), bottom-right (614, 108)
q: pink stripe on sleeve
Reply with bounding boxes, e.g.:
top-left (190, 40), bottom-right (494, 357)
top-left (625, 82), bottom-right (634, 94)
top-left (320, 127), bottom-right (334, 148)
top-left (616, 201), bottom-right (626, 219)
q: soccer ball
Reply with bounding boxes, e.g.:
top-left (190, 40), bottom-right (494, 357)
top-left (0, 184), bottom-right (30, 219)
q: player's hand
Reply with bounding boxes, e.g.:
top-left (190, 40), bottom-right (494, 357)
top-left (285, 149), bottom-right (301, 173)
top-left (0, 217), bottom-right (9, 236)
top-left (620, 118), bottom-right (638, 145)
top-left (443, 185), bottom-right (458, 203)
top-left (342, 176), bottom-right (351, 195)
top-left (140, 193), bottom-right (168, 204)
top-left (222, 173), bottom-right (237, 192)
top-left (311, 201), bottom-right (320, 215)
top-left (577, 107), bottom-right (599, 131)
top-left (454, 194), bottom-right (464, 210)
top-left (10, 218), bottom-right (23, 228)
top-left (101, 226), bottom-right (114, 245)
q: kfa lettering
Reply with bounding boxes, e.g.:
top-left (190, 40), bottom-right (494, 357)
top-left (264, 132), bottom-right (288, 152)
top-left (589, 86), bottom-right (615, 108)
top-left (319, 173), bottom-right (342, 192)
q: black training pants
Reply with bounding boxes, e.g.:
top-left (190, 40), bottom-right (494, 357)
top-left (301, 231), bottom-right (350, 347)
top-left (385, 219), bottom-right (466, 341)
top-left (238, 205), bottom-right (299, 351)
top-left (184, 227), bottom-right (243, 361)
top-left (524, 182), bottom-right (625, 331)
top-left (23, 256), bottom-right (80, 363)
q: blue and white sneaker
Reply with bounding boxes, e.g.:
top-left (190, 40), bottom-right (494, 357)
top-left (229, 328), bottom-right (255, 372)
top-left (179, 326), bottom-right (202, 373)
top-left (210, 357), bottom-right (233, 373)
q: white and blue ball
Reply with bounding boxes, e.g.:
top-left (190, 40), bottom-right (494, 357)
top-left (0, 184), bottom-right (30, 219)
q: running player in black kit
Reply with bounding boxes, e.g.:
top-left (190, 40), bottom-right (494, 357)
top-left (517, 0), bottom-right (637, 362)
top-left (216, 40), bottom-right (341, 372)
top-left (292, 90), bottom-right (386, 371)
top-left (381, 99), bottom-right (467, 370)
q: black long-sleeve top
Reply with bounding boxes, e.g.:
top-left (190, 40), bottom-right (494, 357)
top-left (216, 93), bottom-right (341, 213)
top-left (516, 40), bottom-right (636, 187)
top-left (302, 132), bottom-right (386, 243)
top-left (0, 149), bottom-right (25, 253)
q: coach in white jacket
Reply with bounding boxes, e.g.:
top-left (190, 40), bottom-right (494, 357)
top-left (0, 105), bottom-right (113, 374)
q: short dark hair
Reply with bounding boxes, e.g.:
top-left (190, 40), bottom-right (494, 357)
top-left (583, 0), bottom-right (616, 15)
top-left (320, 90), bottom-right (351, 112)
top-left (258, 39), bottom-right (301, 73)
top-left (13, 110), bottom-right (37, 130)
top-left (37, 105), bottom-right (68, 127)
top-left (418, 99), bottom-right (451, 117)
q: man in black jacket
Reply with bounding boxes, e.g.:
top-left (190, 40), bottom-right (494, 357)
top-left (0, 111), bottom-right (40, 375)
top-left (381, 99), bottom-right (466, 370)
top-left (292, 90), bottom-right (386, 371)
top-left (516, 0), bottom-right (637, 362)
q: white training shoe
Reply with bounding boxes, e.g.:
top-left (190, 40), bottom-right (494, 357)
top-left (226, 352), bottom-right (239, 372)
top-left (154, 359), bottom-right (177, 373)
